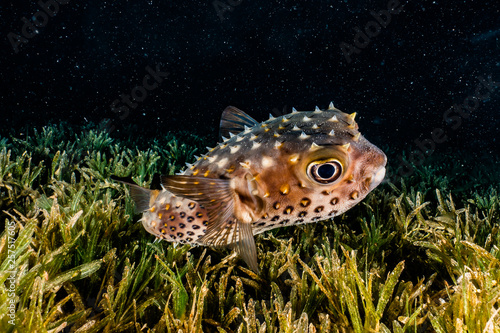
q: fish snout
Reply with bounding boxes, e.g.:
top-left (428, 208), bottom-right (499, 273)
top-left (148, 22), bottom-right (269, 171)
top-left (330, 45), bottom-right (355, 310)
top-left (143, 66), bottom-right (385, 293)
top-left (368, 151), bottom-right (387, 191)
top-left (369, 165), bottom-right (386, 191)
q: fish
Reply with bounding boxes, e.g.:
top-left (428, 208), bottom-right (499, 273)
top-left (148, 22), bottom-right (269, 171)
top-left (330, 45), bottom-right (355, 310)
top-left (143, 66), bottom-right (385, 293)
top-left (119, 103), bottom-right (387, 273)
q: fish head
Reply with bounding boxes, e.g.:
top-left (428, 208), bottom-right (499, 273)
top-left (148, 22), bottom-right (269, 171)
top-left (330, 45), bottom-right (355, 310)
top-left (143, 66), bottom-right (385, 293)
top-left (292, 133), bottom-right (386, 216)
top-left (253, 108), bottom-right (387, 221)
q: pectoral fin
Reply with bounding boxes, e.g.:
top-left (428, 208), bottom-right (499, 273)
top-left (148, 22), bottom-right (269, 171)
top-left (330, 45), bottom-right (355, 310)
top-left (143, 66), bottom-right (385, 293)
top-left (162, 175), bottom-right (260, 273)
top-left (162, 175), bottom-right (234, 237)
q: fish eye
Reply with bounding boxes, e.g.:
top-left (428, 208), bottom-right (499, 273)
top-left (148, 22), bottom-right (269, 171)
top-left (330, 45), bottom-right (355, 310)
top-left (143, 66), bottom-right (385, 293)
top-left (307, 160), bottom-right (343, 184)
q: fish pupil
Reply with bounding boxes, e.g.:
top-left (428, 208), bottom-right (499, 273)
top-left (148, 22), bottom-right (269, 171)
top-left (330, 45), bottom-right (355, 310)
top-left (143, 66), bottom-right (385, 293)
top-left (317, 164), bottom-right (335, 179)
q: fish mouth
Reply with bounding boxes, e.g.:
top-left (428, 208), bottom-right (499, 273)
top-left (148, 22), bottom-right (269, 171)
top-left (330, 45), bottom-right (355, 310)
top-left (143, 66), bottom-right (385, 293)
top-left (369, 166), bottom-right (386, 191)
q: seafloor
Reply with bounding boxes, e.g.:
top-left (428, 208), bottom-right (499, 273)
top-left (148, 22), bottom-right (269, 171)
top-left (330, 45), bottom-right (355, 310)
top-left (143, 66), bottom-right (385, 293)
top-left (0, 122), bottom-right (499, 332)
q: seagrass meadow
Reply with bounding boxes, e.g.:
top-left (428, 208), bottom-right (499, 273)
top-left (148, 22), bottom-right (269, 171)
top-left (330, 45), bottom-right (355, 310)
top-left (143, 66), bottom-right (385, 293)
top-left (0, 122), bottom-right (499, 333)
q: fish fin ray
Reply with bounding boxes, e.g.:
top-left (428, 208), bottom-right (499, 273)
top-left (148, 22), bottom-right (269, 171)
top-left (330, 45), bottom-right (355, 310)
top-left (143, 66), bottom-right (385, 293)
top-left (231, 221), bottom-right (259, 273)
top-left (200, 216), bottom-right (237, 247)
top-left (219, 106), bottom-right (259, 138)
top-left (162, 175), bottom-right (235, 239)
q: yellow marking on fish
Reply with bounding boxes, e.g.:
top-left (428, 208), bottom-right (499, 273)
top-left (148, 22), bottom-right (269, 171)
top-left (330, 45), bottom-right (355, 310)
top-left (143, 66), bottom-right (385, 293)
top-left (150, 206), bottom-right (156, 213)
top-left (165, 204), bottom-right (170, 210)
top-left (176, 201), bottom-right (182, 208)
top-left (204, 170), bottom-right (210, 177)
top-left (300, 198), bottom-right (311, 207)
top-left (289, 154), bottom-right (299, 164)
top-left (353, 133), bottom-right (361, 141)
top-left (280, 183), bottom-right (290, 195)
top-left (226, 165), bottom-right (236, 173)
top-left (158, 213), bottom-right (163, 219)
top-left (192, 169), bottom-right (199, 176)
top-left (274, 141), bottom-right (283, 149)
top-left (351, 191), bottom-right (359, 200)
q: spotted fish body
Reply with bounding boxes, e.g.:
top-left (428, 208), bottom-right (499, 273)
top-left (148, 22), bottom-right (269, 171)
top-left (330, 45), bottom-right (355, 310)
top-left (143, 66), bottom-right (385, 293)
top-left (125, 104), bottom-right (387, 272)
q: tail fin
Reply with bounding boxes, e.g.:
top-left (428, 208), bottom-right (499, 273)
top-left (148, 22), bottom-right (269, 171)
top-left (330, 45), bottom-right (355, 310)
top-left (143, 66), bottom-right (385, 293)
top-left (111, 176), bottom-right (152, 213)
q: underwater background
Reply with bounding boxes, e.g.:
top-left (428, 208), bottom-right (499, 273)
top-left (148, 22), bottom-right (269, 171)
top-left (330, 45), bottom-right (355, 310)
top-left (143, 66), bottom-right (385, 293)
top-left (1, 0), bottom-right (499, 332)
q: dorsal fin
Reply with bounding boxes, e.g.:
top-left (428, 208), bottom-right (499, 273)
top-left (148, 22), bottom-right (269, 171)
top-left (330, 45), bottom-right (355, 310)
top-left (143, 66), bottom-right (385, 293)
top-left (219, 106), bottom-right (259, 139)
top-left (161, 175), bottom-right (260, 273)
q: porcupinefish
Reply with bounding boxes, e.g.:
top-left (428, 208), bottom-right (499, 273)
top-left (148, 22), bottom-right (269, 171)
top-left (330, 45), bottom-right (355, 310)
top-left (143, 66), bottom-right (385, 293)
top-left (120, 104), bottom-right (386, 273)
